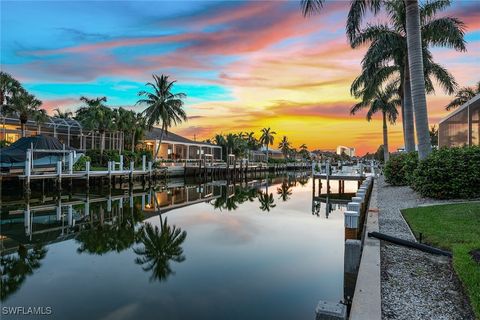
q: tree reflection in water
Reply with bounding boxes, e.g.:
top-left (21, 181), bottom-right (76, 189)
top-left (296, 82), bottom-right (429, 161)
top-left (1, 244), bottom-right (47, 301)
top-left (277, 181), bottom-right (293, 202)
top-left (76, 202), bottom-right (143, 255)
top-left (211, 185), bottom-right (257, 212)
top-left (134, 218), bottom-right (187, 282)
top-left (258, 191), bottom-right (276, 212)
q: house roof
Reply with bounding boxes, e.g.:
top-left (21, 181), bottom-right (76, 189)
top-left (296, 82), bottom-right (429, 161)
top-left (439, 93), bottom-right (480, 124)
top-left (145, 127), bottom-right (220, 148)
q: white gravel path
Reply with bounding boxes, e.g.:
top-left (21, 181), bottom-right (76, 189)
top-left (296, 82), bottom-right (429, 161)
top-left (376, 176), bottom-right (475, 320)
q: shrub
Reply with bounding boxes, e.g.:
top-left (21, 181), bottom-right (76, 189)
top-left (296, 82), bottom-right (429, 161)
top-left (0, 140), bottom-right (11, 148)
top-left (384, 152), bottom-right (418, 186)
top-left (85, 149), bottom-right (119, 166)
top-left (412, 146), bottom-right (480, 199)
top-left (73, 155), bottom-right (91, 171)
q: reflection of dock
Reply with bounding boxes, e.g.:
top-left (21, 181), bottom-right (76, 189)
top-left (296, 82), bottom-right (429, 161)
top-left (313, 174), bottom-right (365, 181)
top-left (0, 181), bottom-right (226, 254)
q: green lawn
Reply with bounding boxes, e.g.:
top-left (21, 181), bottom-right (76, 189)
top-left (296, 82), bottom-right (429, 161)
top-left (402, 203), bottom-right (480, 319)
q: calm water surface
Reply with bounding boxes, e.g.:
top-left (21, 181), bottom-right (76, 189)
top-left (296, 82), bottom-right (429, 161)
top-left (1, 174), bottom-right (360, 320)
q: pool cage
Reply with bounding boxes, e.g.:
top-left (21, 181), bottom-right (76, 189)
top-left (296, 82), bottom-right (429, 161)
top-left (439, 94), bottom-right (480, 148)
top-left (1, 116), bottom-right (122, 151)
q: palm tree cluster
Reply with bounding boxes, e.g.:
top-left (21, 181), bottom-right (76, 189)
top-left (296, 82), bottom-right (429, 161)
top-left (1, 71), bottom-right (45, 137)
top-left (212, 128), bottom-right (310, 162)
top-left (1, 72), bottom-right (188, 156)
top-left (302, 0), bottom-right (467, 160)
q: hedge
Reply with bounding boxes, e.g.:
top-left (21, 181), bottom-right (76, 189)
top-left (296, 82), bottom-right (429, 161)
top-left (85, 149), bottom-right (152, 167)
top-left (384, 152), bottom-right (418, 186)
top-left (412, 146), bottom-right (480, 199)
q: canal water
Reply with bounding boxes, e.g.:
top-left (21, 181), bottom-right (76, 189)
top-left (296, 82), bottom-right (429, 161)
top-left (0, 173), bottom-right (360, 320)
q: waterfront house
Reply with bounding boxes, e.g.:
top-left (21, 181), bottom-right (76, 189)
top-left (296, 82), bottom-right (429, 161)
top-left (439, 93), bottom-right (480, 147)
top-left (143, 127), bottom-right (223, 161)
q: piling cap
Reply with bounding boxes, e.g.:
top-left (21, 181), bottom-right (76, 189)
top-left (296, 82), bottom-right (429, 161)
top-left (352, 196), bottom-right (363, 203)
top-left (345, 210), bottom-right (360, 217)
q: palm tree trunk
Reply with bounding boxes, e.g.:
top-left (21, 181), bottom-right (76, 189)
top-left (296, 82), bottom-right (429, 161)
top-left (405, 0), bottom-right (431, 160)
top-left (100, 131), bottom-right (105, 154)
top-left (266, 144), bottom-right (269, 163)
top-left (403, 63), bottom-right (416, 152)
top-left (154, 128), bottom-right (165, 161)
top-left (21, 122), bottom-right (26, 137)
top-left (382, 111), bottom-right (389, 162)
top-left (131, 131), bottom-right (136, 152)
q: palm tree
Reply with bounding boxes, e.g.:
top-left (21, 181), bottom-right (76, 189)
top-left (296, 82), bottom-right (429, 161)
top-left (351, 82), bottom-right (400, 162)
top-left (113, 107), bottom-right (133, 153)
top-left (136, 74), bottom-right (187, 160)
top-left (134, 220), bottom-right (187, 282)
top-left (278, 136), bottom-right (291, 158)
top-left (131, 112), bottom-right (147, 152)
top-left (9, 90), bottom-right (42, 137)
top-left (445, 81), bottom-right (480, 110)
top-left (350, 0), bottom-right (465, 153)
top-left (32, 109), bottom-right (49, 134)
top-left (75, 96), bottom-right (112, 154)
top-left (302, 0), bottom-right (463, 160)
top-left (0, 72), bottom-right (22, 107)
top-left (53, 108), bottom-right (73, 119)
top-left (259, 127), bottom-right (276, 162)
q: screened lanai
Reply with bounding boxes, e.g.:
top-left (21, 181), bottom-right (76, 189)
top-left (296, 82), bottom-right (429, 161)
top-left (0, 116), bottom-right (122, 151)
top-left (439, 94), bottom-right (480, 147)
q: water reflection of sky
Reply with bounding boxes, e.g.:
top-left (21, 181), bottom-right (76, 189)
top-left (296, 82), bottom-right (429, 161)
top-left (2, 178), bottom-right (347, 320)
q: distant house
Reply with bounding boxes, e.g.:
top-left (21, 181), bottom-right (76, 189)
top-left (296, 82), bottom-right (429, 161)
top-left (336, 145), bottom-right (356, 157)
top-left (439, 93), bottom-right (480, 147)
top-left (143, 127), bottom-right (222, 160)
top-left (260, 146), bottom-right (284, 159)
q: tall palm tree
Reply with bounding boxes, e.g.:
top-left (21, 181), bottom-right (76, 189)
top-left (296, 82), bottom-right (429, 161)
top-left (278, 136), bottom-right (291, 158)
top-left (350, 0), bottom-right (465, 153)
top-left (75, 96), bottom-right (112, 154)
top-left (302, 0), bottom-right (462, 159)
top-left (134, 220), bottom-right (187, 282)
top-left (53, 108), bottom-right (73, 119)
top-left (445, 81), bottom-right (480, 110)
top-left (405, 0), bottom-right (429, 159)
top-left (9, 90), bottom-right (42, 137)
top-left (351, 82), bottom-right (400, 162)
top-left (259, 127), bottom-right (276, 162)
top-left (136, 74), bottom-right (187, 160)
top-left (32, 109), bottom-right (49, 134)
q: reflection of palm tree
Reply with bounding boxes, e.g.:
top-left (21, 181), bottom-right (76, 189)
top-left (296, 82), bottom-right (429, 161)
top-left (1, 244), bottom-right (47, 301)
top-left (211, 185), bottom-right (257, 212)
top-left (76, 203), bottom-right (142, 255)
top-left (258, 191), bottom-right (276, 212)
top-left (277, 181), bottom-right (292, 202)
top-left (298, 176), bottom-right (309, 187)
top-left (134, 219), bottom-right (187, 282)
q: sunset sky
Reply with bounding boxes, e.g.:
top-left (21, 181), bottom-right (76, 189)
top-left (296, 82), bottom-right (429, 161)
top-left (2, 0), bottom-right (480, 154)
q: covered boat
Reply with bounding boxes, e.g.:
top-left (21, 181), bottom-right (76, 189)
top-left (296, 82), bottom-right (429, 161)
top-left (0, 135), bottom-right (81, 169)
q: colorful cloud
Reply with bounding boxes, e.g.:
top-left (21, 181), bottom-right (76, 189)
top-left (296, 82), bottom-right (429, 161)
top-left (1, 0), bottom-right (479, 154)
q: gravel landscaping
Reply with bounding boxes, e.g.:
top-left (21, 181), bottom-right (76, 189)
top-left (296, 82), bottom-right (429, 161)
top-left (376, 176), bottom-right (475, 320)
